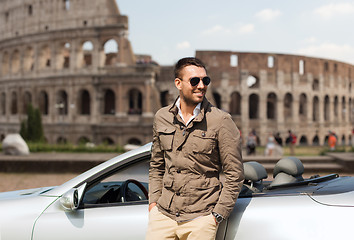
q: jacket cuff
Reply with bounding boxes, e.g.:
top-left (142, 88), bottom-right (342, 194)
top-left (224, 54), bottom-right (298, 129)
top-left (213, 204), bottom-right (228, 219)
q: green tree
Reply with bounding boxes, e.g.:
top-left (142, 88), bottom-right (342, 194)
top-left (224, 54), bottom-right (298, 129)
top-left (20, 104), bottom-right (44, 142)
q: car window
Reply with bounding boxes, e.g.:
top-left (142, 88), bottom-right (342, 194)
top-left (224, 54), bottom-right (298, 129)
top-left (82, 158), bottom-right (149, 206)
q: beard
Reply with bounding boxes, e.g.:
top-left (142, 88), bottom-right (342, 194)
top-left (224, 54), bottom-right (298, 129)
top-left (180, 91), bottom-right (205, 107)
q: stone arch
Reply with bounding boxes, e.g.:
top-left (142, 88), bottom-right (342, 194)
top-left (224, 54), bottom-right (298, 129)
top-left (39, 44), bottom-right (51, 70)
top-left (249, 93), bottom-right (259, 119)
top-left (312, 79), bottom-right (320, 91)
top-left (38, 91), bottom-right (49, 115)
top-left (312, 135), bottom-right (319, 146)
top-left (22, 91), bottom-right (32, 114)
top-left (284, 92), bottom-right (293, 120)
top-left (11, 49), bottom-right (20, 74)
top-left (160, 90), bottom-right (169, 108)
top-left (247, 75), bottom-right (259, 88)
top-left (10, 91), bottom-right (18, 115)
top-left (299, 135), bottom-right (308, 146)
top-left (334, 96), bottom-right (338, 118)
top-left (313, 96), bottom-right (319, 122)
top-left (128, 138), bottom-right (142, 145)
top-left (324, 135), bottom-right (329, 144)
top-left (103, 39), bottom-right (118, 66)
top-left (78, 89), bottom-right (90, 115)
top-left (341, 135), bottom-right (346, 145)
top-left (0, 92), bottom-right (6, 115)
top-left (267, 92), bottom-right (277, 119)
top-left (349, 98), bottom-right (353, 122)
top-left (299, 93), bottom-right (307, 120)
top-left (56, 90), bottom-right (68, 115)
top-left (1, 51), bottom-right (10, 75)
top-left (24, 46), bottom-right (35, 72)
top-left (78, 136), bottom-right (90, 145)
top-left (128, 88), bottom-right (142, 115)
top-left (342, 96), bottom-right (346, 121)
top-left (213, 92), bottom-right (222, 109)
top-left (102, 137), bottom-right (115, 145)
top-left (229, 91), bottom-right (241, 115)
top-left (56, 42), bottom-right (71, 69)
top-left (324, 95), bottom-right (330, 121)
top-left (103, 89), bottom-right (115, 115)
top-left (57, 136), bottom-right (67, 144)
top-left (80, 40), bottom-right (94, 67)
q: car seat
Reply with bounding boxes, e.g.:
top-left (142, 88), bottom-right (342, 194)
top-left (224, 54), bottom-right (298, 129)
top-left (269, 157), bottom-right (304, 188)
top-left (242, 161), bottom-right (268, 193)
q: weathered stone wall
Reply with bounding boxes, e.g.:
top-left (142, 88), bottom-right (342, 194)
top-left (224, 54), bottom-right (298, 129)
top-left (195, 51), bottom-right (354, 146)
top-left (0, 0), bottom-right (158, 146)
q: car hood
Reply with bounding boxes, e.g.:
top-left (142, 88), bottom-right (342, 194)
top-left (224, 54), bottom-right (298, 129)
top-left (310, 176), bottom-right (354, 207)
top-left (0, 187), bottom-right (54, 201)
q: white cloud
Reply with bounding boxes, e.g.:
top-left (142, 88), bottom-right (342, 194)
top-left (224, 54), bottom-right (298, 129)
top-left (314, 2), bottom-right (354, 19)
top-left (255, 8), bottom-right (282, 21)
top-left (201, 25), bottom-right (232, 35)
top-left (238, 23), bottom-right (255, 35)
top-left (176, 41), bottom-right (191, 50)
top-left (297, 43), bottom-right (354, 64)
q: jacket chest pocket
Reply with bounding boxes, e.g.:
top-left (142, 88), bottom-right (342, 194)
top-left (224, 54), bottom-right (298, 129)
top-left (157, 127), bottom-right (176, 151)
top-left (191, 131), bottom-right (216, 154)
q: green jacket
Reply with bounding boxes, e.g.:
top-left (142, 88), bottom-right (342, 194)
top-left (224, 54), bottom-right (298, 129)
top-left (149, 97), bottom-right (244, 222)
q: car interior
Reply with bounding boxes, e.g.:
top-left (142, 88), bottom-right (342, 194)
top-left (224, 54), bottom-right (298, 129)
top-left (241, 157), bottom-right (339, 197)
top-left (80, 156), bottom-right (339, 207)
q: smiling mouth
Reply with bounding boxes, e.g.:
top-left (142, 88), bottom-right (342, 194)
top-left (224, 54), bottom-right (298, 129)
top-left (194, 92), bottom-right (205, 96)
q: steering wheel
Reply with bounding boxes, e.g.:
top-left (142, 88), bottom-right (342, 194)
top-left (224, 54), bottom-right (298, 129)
top-left (118, 179), bottom-right (148, 202)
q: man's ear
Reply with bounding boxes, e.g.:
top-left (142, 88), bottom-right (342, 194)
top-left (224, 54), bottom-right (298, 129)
top-left (175, 78), bottom-right (182, 90)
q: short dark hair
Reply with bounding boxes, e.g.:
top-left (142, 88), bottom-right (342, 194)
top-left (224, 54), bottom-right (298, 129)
top-left (174, 57), bottom-right (207, 79)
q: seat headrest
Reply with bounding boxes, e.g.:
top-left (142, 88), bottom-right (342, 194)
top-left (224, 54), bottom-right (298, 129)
top-left (273, 157), bottom-right (304, 178)
top-left (244, 161), bottom-right (268, 182)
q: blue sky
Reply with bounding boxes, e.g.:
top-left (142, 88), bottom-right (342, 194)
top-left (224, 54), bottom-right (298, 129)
top-left (116, 0), bottom-right (354, 66)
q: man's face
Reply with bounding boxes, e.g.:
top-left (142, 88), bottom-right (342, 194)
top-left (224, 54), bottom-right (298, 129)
top-left (175, 65), bottom-right (208, 106)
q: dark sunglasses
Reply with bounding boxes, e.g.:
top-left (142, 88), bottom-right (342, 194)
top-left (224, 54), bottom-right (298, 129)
top-left (186, 76), bottom-right (211, 87)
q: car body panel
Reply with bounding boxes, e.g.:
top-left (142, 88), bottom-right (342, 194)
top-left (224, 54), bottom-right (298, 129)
top-left (0, 195), bottom-right (57, 239)
top-left (33, 200), bottom-right (148, 240)
top-left (226, 194), bottom-right (353, 240)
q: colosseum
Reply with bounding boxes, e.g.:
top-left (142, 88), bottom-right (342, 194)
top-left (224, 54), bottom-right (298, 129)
top-left (0, 0), bottom-right (353, 147)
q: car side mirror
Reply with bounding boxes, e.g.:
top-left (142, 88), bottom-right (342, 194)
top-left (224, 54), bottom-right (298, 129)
top-left (60, 183), bottom-right (86, 211)
top-left (60, 188), bottom-right (79, 211)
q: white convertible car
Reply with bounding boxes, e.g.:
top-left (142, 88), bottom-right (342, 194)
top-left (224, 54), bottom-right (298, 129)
top-left (0, 143), bottom-right (353, 239)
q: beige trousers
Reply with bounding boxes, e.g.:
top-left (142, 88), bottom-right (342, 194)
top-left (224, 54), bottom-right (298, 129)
top-left (145, 207), bottom-right (218, 240)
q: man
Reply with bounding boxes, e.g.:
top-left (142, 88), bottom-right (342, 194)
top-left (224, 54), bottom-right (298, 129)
top-left (146, 57), bottom-right (244, 240)
top-left (287, 130), bottom-right (296, 155)
top-left (328, 131), bottom-right (337, 151)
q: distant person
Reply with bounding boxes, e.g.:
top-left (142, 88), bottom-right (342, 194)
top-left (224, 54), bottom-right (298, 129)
top-left (328, 131), bottom-right (337, 151)
top-left (246, 131), bottom-right (257, 155)
top-left (286, 130), bottom-right (297, 155)
top-left (274, 132), bottom-right (284, 156)
top-left (274, 132), bottom-right (283, 146)
top-left (265, 133), bottom-right (275, 156)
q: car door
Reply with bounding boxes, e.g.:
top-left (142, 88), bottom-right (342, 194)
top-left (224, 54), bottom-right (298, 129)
top-left (33, 158), bottom-right (150, 240)
top-left (33, 201), bottom-right (148, 240)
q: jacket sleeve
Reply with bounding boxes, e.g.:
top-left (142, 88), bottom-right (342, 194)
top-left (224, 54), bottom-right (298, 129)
top-left (213, 114), bottom-right (244, 218)
top-left (148, 119), bottom-right (165, 204)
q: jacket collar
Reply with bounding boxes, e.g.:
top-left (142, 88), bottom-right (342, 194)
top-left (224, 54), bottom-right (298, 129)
top-left (169, 97), bottom-right (210, 126)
